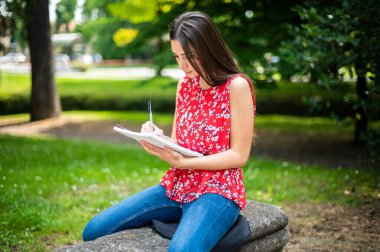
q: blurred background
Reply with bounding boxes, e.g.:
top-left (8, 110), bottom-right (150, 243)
top-left (0, 0), bottom-right (379, 251)
top-left (1, 0), bottom-right (379, 147)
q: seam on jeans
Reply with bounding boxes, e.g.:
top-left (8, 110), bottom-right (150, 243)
top-left (109, 203), bottom-right (180, 235)
top-left (197, 199), bottom-right (239, 249)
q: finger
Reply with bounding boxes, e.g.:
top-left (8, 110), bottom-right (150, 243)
top-left (152, 128), bottom-right (164, 136)
top-left (163, 146), bottom-right (173, 154)
top-left (141, 123), bottom-right (147, 133)
top-left (141, 140), bottom-right (157, 149)
top-left (141, 141), bottom-right (163, 156)
top-left (149, 123), bottom-right (162, 136)
top-left (163, 147), bottom-right (181, 159)
top-left (141, 122), bottom-right (153, 133)
top-left (140, 141), bottom-right (151, 152)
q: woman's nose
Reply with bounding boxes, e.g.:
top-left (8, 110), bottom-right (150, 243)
top-left (178, 57), bottom-right (188, 70)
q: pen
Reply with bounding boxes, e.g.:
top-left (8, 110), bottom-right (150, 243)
top-left (148, 100), bottom-right (153, 124)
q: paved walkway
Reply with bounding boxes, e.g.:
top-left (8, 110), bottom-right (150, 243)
top-left (1, 116), bottom-right (377, 169)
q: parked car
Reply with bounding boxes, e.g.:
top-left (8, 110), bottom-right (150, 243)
top-left (71, 53), bottom-right (94, 65)
top-left (0, 53), bottom-right (27, 63)
top-left (54, 54), bottom-right (70, 64)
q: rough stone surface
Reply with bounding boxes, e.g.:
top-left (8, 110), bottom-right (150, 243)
top-left (60, 227), bottom-right (169, 252)
top-left (241, 201), bottom-right (288, 241)
top-left (240, 228), bottom-right (290, 252)
top-left (58, 201), bottom-right (289, 252)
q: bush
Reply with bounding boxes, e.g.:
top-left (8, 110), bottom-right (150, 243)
top-left (0, 95), bottom-right (30, 115)
top-left (60, 95), bottom-right (175, 113)
top-left (0, 74), bottom-right (361, 117)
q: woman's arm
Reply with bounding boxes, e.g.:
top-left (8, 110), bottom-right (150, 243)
top-left (141, 76), bottom-right (255, 170)
top-left (140, 79), bottom-right (182, 143)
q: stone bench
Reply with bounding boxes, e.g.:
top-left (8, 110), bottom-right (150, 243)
top-left (59, 201), bottom-right (289, 252)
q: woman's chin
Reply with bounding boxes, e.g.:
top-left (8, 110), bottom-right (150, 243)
top-left (185, 71), bottom-right (199, 78)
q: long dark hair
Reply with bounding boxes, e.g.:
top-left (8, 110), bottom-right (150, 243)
top-left (169, 11), bottom-right (241, 86)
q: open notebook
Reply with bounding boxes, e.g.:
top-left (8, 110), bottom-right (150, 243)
top-left (113, 124), bottom-right (203, 157)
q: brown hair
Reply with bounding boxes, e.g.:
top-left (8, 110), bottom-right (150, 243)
top-left (169, 11), bottom-right (242, 86)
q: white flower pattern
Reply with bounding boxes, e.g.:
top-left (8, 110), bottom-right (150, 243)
top-left (160, 75), bottom-right (256, 209)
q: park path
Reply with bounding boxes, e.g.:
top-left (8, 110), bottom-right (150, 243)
top-left (0, 116), bottom-right (377, 169)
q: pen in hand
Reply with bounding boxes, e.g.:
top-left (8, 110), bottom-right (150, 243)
top-left (145, 100), bottom-right (173, 141)
top-left (148, 100), bottom-right (153, 125)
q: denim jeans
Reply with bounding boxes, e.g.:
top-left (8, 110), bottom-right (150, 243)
top-left (82, 184), bottom-right (240, 252)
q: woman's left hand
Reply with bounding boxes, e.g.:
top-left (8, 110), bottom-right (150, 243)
top-left (140, 141), bottom-right (186, 168)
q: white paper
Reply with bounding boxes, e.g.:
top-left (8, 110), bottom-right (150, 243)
top-left (113, 125), bottom-right (203, 157)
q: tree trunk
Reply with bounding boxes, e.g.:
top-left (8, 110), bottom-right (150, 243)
top-left (354, 69), bottom-right (368, 143)
top-left (26, 0), bottom-right (61, 121)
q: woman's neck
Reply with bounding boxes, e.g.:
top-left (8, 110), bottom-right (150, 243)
top-left (199, 77), bottom-right (210, 90)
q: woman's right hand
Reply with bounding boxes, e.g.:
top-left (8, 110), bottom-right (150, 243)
top-left (141, 121), bottom-right (164, 136)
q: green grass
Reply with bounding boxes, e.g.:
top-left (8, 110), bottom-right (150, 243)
top-left (1, 110), bottom-right (368, 135)
top-left (0, 74), bottom-right (30, 96)
top-left (0, 73), bottom-right (178, 99)
top-left (255, 114), bottom-right (356, 134)
top-left (0, 135), bottom-right (166, 251)
top-left (0, 72), bottom-right (354, 102)
top-left (0, 134), bottom-right (379, 251)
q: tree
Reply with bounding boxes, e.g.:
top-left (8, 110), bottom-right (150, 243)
top-left (107, 0), bottom-right (178, 75)
top-left (55, 0), bottom-right (77, 33)
top-left (79, 0), bottom-right (303, 76)
top-left (107, 0), bottom-right (304, 76)
top-left (1, 0), bottom-right (61, 121)
top-left (77, 0), bottom-right (133, 59)
top-left (27, 0), bottom-right (61, 121)
top-left (82, 0), bottom-right (114, 21)
top-left (279, 0), bottom-right (380, 145)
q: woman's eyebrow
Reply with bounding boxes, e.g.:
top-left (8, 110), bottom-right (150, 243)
top-left (172, 52), bottom-right (186, 56)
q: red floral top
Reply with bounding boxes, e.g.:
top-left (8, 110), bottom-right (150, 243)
top-left (160, 74), bottom-right (256, 209)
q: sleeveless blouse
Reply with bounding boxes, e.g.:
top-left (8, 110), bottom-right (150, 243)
top-left (160, 75), bottom-right (256, 209)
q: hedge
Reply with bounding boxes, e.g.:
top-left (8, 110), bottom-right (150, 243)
top-left (0, 93), bottom-right (355, 117)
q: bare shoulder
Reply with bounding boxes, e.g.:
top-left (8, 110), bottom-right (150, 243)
top-left (229, 75), bottom-right (251, 94)
top-left (178, 76), bottom-right (186, 86)
top-left (175, 77), bottom-right (189, 100)
top-left (176, 77), bottom-right (186, 91)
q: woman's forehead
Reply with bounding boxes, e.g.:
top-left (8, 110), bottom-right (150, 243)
top-left (171, 40), bottom-right (195, 55)
top-left (170, 40), bottom-right (185, 54)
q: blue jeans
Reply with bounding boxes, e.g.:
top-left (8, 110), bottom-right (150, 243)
top-left (82, 184), bottom-right (240, 252)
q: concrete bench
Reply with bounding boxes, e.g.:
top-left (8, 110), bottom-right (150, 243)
top-left (59, 201), bottom-right (289, 252)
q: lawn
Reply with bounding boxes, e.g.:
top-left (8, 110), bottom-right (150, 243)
top-left (0, 73), bottom-right (178, 100)
top-left (0, 110), bottom-right (363, 134)
top-left (0, 71), bottom-right (353, 97)
top-left (0, 72), bottom-right (376, 251)
top-left (1, 71), bottom-right (362, 119)
top-left (0, 131), bottom-right (378, 251)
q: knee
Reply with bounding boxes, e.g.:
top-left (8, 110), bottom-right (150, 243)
top-left (82, 219), bottom-right (96, 241)
top-left (168, 239), bottom-right (186, 252)
top-left (82, 215), bottom-right (106, 241)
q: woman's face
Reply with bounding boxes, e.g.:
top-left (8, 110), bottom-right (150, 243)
top-left (171, 39), bottom-right (200, 78)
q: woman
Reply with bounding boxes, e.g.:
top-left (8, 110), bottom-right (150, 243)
top-left (83, 11), bottom-right (256, 252)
